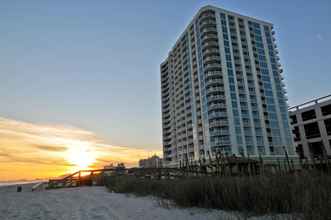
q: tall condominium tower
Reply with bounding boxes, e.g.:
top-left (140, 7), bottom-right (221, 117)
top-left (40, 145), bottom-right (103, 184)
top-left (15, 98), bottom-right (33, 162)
top-left (160, 5), bottom-right (295, 167)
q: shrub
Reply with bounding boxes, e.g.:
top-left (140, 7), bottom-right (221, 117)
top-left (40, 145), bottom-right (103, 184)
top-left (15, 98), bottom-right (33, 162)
top-left (104, 172), bottom-right (331, 220)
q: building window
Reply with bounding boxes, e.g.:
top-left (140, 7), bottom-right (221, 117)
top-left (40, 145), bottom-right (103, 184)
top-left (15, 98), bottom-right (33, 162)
top-left (308, 141), bottom-right (325, 158)
top-left (290, 115), bottom-right (297, 124)
top-left (324, 118), bottom-right (331, 136)
top-left (304, 122), bottom-right (321, 139)
top-left (321, 104), bottom-right (331, 116)
top-left (301, 109), bottom-right (316, 121)
top-left (296, 144), bottom-right (304, 159)
top-left (293, 126), bottom-right (301, 142)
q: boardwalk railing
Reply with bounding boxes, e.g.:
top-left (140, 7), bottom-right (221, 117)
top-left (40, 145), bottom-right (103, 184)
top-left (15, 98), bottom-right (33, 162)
top-left (47, 155), bottom-right (331, 189)
top-left (47, 168), bottom-right (120, 189)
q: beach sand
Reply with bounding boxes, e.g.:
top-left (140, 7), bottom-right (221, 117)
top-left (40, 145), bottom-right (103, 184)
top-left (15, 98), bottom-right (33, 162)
top-left (0, 185), bottom-right (242, 220)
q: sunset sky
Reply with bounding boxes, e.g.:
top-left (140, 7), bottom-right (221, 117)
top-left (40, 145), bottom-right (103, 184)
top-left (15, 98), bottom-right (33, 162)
top-left (0, 117), bottom-right (160, 181)
top-left (0, 0), bottom-right (330, 181)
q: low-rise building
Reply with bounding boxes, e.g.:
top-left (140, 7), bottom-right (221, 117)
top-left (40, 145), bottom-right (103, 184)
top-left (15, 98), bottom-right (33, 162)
top-left (289, 95), bottom-right (331, 159)
top-left (139, 155), bottom-right (163, 168)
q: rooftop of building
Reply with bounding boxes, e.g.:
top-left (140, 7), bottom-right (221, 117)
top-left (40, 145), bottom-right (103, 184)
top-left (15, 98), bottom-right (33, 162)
top-left (289, 94), bottom-right (331, 112)
top-left (161, 5), bottom-right (274, 65)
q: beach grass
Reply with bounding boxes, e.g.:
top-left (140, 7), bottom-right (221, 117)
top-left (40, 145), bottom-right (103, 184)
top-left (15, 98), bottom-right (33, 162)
top-left (105, 172), bottom-right (331, 220)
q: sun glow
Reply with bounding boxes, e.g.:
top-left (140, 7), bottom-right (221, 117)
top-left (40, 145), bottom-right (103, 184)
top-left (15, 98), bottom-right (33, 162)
top-left (0, 117), bottom-right (162, 181)
top-left (66, 142), bottom-right (96, 171)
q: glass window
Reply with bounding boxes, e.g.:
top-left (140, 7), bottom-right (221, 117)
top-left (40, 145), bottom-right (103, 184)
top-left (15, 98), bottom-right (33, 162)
top-left (301, 109), bottom-right (316, 121)
top-left (324, 118), bottom-right (331, 135)
top-left (304, 122), bottom-right (321, 139)
top-left (290, 114), bottom-right (297, 124)
top-left (237, 136), bottom-right (243, 144)
top-left (321, 104), bottom-right (331, 116)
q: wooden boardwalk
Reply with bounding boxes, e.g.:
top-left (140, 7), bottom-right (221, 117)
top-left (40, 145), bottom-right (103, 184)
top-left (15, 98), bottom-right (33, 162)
top-left (47, 155), bottom-right (331, 189)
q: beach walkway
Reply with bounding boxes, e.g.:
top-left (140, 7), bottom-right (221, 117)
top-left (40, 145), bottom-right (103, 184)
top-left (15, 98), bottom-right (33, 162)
top-left (0, 186), bottom-right (235, 220)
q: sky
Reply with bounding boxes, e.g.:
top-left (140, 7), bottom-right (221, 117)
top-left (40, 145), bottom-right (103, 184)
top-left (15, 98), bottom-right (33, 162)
top-left (0, 0), bottom-right (330, 180)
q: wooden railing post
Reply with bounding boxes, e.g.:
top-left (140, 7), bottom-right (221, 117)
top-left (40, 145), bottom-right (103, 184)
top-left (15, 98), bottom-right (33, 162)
top-left (78, 171), bottom-right (81, 186)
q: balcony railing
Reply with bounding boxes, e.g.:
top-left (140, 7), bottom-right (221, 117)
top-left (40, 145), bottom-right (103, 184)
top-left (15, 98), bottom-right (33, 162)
top-left (208, 111), bottom-right (227, 119)
top-left (200, 21), bottom-right (217, 28)
top-left (204, 63), bottom-right (221, 70)
top-left (205, 78), bottom-right (223, 86)
top-left (208, 112), bottom-right (228, 119)
top-left (202, 48), bottom-right (219, 54)
top-left (202, 41), bottom-right (219, 48)
top-left (207, 86), bottom-right (225, 94)
top-left (204, 56), bottom-right (221, 63)
top-left (208, 103), bottom-right (226, 110)
top-left (201, 33), bottom-right (218, 41)
top-left (209, 120), bottom-right (229, 127)
top-left (201, 27), bottom-right (217, 35)
top-left (205, 71), bottom-right (222, 77)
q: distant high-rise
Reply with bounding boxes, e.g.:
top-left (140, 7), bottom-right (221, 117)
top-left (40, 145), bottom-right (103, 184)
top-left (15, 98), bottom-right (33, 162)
top-left (160, 5), bottom-right (295, 167)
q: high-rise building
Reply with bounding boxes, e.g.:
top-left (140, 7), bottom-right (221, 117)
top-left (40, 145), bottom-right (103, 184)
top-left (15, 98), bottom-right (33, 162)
top-left (160, 5), bottom-right (295, 167)
top-left (289, 95), bottom-right (331, 159)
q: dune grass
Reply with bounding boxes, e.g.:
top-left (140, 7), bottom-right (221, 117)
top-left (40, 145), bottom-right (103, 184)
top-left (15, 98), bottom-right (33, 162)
top-left (105, 172), bottom-right (331, 220)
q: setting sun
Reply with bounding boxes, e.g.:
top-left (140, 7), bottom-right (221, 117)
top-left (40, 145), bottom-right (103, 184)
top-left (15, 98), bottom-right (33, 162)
top-left (66, 143), bottom-right (96, 171)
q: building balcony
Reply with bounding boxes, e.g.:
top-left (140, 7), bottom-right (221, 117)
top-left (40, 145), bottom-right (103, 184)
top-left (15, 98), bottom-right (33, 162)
top-left (208, 103), bottom-right (226, 111)
top-left (207, 86), bottom-right (225, 94)
top-left (161, 79), bottom-right (168, 85)
top-left (201, 32), bottom-right (218, 41)
top-left (199, 11), bottom-right (215, 20)
top-left (199, 15), bottom-right (216, 24)
top-left (210, 141), bottom-right (231, 147)
top-left (162, 91), bottom-right (170, 99)
top-left (201, 27), bottom-right (218, 35)
top-left (201, 33), bottom-right (218, 40)
top-left (243, 121), bottom-right (251, 127)
top-left (205, 79), bottom-right (223, 87)
top-left (205, 71), bottom-right (222, 77)
top-left (207, 95), bottom-right (225, 102)
top-left (162, 107), bottom-right (170, 114)
top-left (203, 52), bottom-right (220, 60)
top-left (209, 120), bottom-right (229, 127)
top-left (204, 63), bottom-right (221, 71)
top-left (202, 41), bottom-right (219, 48)
top-left (201, 38), bottom-right (218, 48)
top-left (200, 22), bottom-right (217, 29)
top-left (202, 48), bottom-right (219, 54)
top-left (204, 56), bottom-right (221, 63)
top-left (208, 111), bottom-right (227, 119)
top-left (163, 138), bottom-right (172, 144)
top-left (209, 131), bottom-right (231, 138)
top-left (162, 97), bottom-right (170, 104)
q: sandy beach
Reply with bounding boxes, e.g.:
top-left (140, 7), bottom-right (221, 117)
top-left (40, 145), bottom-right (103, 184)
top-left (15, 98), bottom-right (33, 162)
top-left (0, 185), bottom-right (242, 220)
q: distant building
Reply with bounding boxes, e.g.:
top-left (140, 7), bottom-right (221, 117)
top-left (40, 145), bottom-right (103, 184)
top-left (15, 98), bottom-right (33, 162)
top-left (289, 95), bottom-right (331, 159)
top-left (139, 155), bottom-right (163, 168)
top-left (104, 164), bottom-right (115, 169)
top-left (160, 5), bottom-right (295, 167)
top-left (103, 163), bottom-right (127, 175)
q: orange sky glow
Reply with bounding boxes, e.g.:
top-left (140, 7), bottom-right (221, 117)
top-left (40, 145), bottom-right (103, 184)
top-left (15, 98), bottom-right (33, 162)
top-left (0, 117), bottom-right (161, 181)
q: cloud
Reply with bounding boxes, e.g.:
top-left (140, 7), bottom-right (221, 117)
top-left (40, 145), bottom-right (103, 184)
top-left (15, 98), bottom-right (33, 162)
top-left (0, 117), bottom-right (161, 181)
top-left (0, 152), bottom-right (10, 157)
top-left (34, 145), bottom-right (68, 152)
